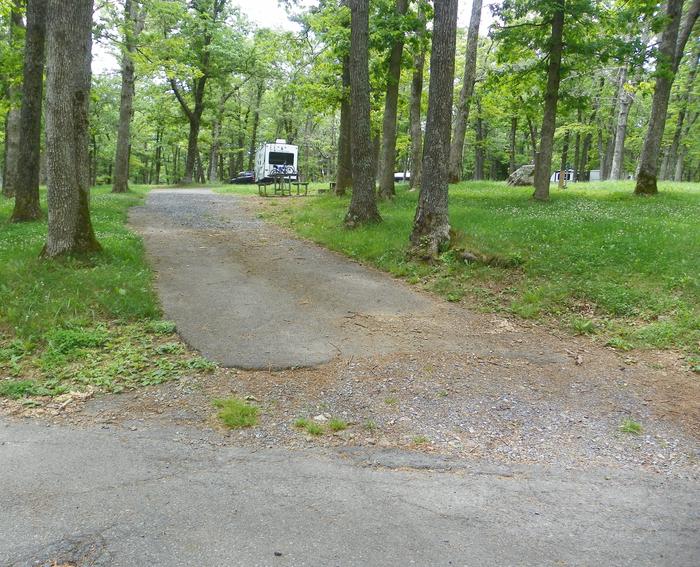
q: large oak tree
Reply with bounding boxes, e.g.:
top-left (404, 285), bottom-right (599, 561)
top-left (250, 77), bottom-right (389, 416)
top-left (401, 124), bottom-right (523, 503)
top-left (42, 0), bottom-right (100, 257)
top-left (410, 0), bottom-right (458, 257)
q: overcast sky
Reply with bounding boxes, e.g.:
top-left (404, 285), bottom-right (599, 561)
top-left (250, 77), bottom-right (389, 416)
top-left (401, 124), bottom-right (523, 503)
top-left (93, 0), bottom-right (498, 74)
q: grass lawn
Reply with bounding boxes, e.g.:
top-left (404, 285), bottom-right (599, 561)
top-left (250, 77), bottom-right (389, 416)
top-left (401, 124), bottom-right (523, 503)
top-left (0, 186), bottom-right (215, 400)
top-left (250, 180), bottom-right (700, 360)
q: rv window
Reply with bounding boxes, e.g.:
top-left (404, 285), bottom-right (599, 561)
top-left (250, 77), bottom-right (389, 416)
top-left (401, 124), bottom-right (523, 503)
top-left (269, 152), bottom-right (294, 166)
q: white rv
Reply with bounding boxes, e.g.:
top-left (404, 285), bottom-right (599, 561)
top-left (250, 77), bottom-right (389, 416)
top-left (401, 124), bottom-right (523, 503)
top-left (255, 139), bottom-right (298, 181)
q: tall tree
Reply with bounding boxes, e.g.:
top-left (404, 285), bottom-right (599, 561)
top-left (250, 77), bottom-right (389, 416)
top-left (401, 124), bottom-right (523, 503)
top-left (665, 42), bottom-right (699, 180)
top-left (335, 52), bottom-right (353, 195)
top-left (532, 5), bottom-right (564, 201)
top-left (42, 0), bottom-right (100, 257)
top-left (447, 0), bottom-right (482, 184)
top-left (635, 0), bottom-right (700, 195)
top-left (2, 0), bottom-right (23, 199)
top-left (112, 0), bottom-right (145, 193)
top-left (408, 2), bottom-right (427, 191)
top-left (410, 0), bottom-right (458, 258)
top-left (344, 0), bottom-right (381, 226)
top-left (377, 0), bottom-right (409, 199)
top-left (11, 0), bottom-right (47, 222)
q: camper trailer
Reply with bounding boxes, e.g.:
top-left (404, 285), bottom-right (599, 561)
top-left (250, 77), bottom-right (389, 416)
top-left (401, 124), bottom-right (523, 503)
top-left (255, 139), bottom-right (298, 182)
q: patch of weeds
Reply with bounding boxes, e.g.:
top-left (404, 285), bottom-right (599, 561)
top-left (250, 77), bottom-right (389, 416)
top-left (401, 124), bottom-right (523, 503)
top-left (686, 356), bottom-right (700, 373)
top-left (213, 397), bottom-right (259, 428)
top-left (569, 316), bottom-right (597, 336)
top-left (0, 380), bottom-right (54, 399)
top-left (155, 342), bottom-right (185, 355)
top-left (328, 418), bottom-right (348, 432)
top-left (363, 420), bottom-right (377, 431)
top-left (47, 326), bottom-right (109, 355)
top-left (436, 390), bottom-right (449, 398)
top-left (146, 320), bottom-right (177, 335)
top-left (620, 419), bottom-right (643, 434)
top-left (384, 397), bottom-right (398, 406)
top-left (411, 435), bottom-right (430, 445)
top-left (294, 418), bottom-right (324, 436)
top-left (606, 336), bottom-right (633, 351)
top-left (186, 356), bottom-right (217, 372)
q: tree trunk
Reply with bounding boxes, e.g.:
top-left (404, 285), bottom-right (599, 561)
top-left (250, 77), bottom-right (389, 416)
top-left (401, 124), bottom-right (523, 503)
top-left (335, 53), bottom-right (352, 195)
top-left (11, 0), bottom-right (48, 222)
top-left (573, 108), bottom-right (581, 181)
top-left (154, 129), bottom-right (162, 184)
top-left (666, 47), bottom-right (699, 180)
top-left (474, 109), bottom-right (485, 181)
top-left (377, 0), bottom-right (409, 199)
top-left (675, 111), bottom-right (698, 181)
top-left (42, 0), bottom-right (100, 257)
top-left (447, 0), bottom-right (482, 184)
top-left (635, 0), bottom-right (699, 195)
top-left (2, 2), bottom-right (24, 199)
top-left (603, 67), bottom-right (627, 180)
top-left (509, 116), bottom-right (517, 174)
top-left (209, 119), bottom-right (221, 181)
top-left (410, 0), bottom-right (458, 258)
top-left (559, 130), bottom-right (570, 188)
top-left (408, 32), bottom-right (425, 191)
top-left (610, 86), bottom-right (633, 180)
top-left (525, 113), bottom-right (538, 163)
top-left (533, 7), bottom-right (565, 201)
top-left (248, 81), bottom-right (264, 172)
top-left (344, 0), bottom-right (381, 226)
top-left (112, 0), bottom-right (144, 193)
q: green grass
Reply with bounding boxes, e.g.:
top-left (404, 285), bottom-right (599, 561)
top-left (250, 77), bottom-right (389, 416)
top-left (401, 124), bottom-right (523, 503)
top-left (294, 417), bottom-right (324, 436)
top-left (261, 181), bottom-right (700, 355)
top-left (411, 435), bottom-right (430, 445)
top-left (0, 186), bottom-right (216, 399)
top-left (213, 397), bottom-right (259, 428)
top-left (620, 419), bottom-right (643, 434)
top-left (328, 418), bottom-right (348, 432)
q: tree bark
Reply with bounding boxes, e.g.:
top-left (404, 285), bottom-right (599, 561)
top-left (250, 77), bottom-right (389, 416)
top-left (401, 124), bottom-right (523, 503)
top-left (532, 7), bottom-right (565, 201)
top-left (335, 53), bottom-right (353, 195)
top-left (675, 111), bottom-right (698, 180)
top-left (558, 130), bottom-right (570, 188)
top-left (610, 86), bottom-right (633, 180)
top-left (344, 0), bottom-right (381, 227)
top-left (42, 0), bottom-right (100, 257)
top-left (666, 47), bottom-right (699, 180)
top-left (410, 0), bottom-right (458, 258)
top-left (635, 0), bottom-right (698, 195)
top-left (2, 2), bottom-right (24, 199)
top-left (11, 0), bottom-right (48, 222)
top-left (377, 0), bottom-right (409, 199)
top-left (209, 119), bottom-right (221, 181)
top-left (112, 0), bottom-right (144, 193)
top-left (408, 24), bottom-right (426, 191)
top-left (248, 81), bottom-right (264, 172)
top-left (603, 67), bottom-right (627, 180)
top-left (447, 0), bottom-right (482, 184)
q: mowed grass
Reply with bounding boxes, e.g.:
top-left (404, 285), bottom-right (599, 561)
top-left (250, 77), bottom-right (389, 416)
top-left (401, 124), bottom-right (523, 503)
top-left (0, 186), bottom-right (215, 399)
top-left (258, 180), bottom-right (700, 357)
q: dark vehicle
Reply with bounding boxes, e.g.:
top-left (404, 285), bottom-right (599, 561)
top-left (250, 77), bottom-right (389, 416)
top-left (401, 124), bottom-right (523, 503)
top-left (229, 171), bottom-right (255, 184)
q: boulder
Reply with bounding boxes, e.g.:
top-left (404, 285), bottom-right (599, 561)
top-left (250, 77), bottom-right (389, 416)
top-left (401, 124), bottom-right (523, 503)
top-left (507, 164), bottom-right (535, 186)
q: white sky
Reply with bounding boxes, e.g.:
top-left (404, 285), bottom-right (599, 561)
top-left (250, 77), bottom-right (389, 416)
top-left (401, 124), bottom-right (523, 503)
top-left (93, 0), bottom-right (497, 73)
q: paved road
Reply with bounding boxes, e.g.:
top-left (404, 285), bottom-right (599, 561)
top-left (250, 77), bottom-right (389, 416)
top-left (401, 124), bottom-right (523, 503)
top-left (1, 419), bottom-right (698, 567)
top-left (129, 190), bottom-right (433, 369)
